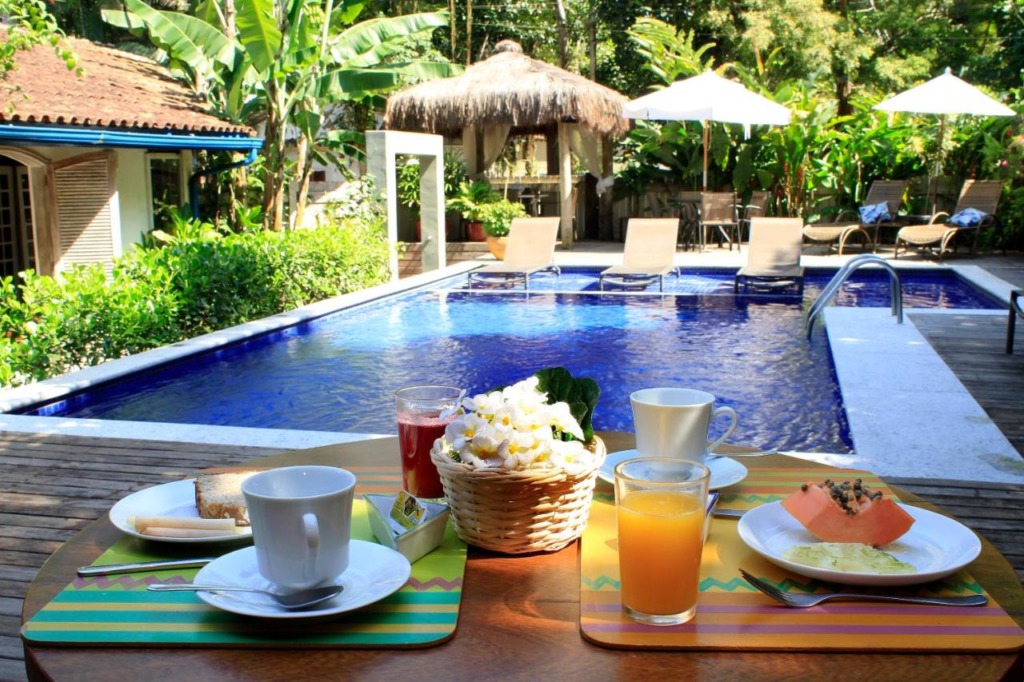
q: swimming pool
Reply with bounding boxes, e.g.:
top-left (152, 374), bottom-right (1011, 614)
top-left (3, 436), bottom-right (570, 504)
top-left (18, 267), bottom-right (999, 454)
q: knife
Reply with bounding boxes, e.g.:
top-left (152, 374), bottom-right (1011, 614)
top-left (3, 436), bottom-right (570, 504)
top-left (712, 508), bottom-right (747, 519)
top-left (77, 558), bottom-right (216, 577)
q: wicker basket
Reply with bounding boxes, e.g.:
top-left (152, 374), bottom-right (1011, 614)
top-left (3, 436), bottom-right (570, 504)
top-left (430, 437), bottom-right (607, 554)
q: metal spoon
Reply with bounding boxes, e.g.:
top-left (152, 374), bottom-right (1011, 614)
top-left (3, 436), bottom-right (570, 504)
top-left (148, 583), bottom-right (343, 609)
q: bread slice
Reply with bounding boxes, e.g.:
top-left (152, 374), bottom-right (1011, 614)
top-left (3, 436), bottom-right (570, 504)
top-left (194, 471), bottom-right (255, 526)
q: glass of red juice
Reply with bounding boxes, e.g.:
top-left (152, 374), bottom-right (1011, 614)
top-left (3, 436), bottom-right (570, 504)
top-left (395, 385), bottom-right (463, 498)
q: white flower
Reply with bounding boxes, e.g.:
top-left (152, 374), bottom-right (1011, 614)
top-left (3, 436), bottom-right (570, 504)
top-left (433, 376), bottom-right (598, 472)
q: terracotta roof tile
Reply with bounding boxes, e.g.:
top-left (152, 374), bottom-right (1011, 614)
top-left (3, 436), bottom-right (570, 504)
top-left (0, 32), bottom-right (256, 137)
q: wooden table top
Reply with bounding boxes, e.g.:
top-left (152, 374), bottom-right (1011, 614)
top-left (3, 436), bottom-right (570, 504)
top-left (22, 433), bottom-right (1024, 681)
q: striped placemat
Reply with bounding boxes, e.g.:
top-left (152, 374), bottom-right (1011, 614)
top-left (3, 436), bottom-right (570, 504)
top-left (581, 466), bottom-right (1024, 652)
top-left (22, 467), bottom-right (467, 648)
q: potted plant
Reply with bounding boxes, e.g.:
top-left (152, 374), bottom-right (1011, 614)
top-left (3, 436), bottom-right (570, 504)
top-left (480, 199), bottom-right (528, 259)
top-left (446, 180), bottom-right (500, 241)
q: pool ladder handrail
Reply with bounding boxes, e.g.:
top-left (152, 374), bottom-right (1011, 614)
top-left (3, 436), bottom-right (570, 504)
top-left (805, 254), bottom-right (903, 337)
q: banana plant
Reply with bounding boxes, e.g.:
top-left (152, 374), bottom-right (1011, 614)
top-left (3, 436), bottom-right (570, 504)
top-left (104, 0), bottom-right (458, 230)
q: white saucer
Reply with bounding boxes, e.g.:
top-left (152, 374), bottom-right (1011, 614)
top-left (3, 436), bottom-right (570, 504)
top-left (191, 541), bottom-right (411, 619)
top-left (109, 479), bottom-right (252, 544)
top-left (737, 502), bottom-right (981, 587)
top-left (598, 449), bottom-right (748, 490)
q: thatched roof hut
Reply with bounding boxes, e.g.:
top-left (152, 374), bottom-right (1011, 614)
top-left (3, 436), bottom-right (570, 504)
top-left (384, 41), bottom-right (628, 137)
top-left (384, 41), bottom-right (627, 246)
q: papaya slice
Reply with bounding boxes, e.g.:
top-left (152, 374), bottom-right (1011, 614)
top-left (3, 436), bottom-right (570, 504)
top-left (780, 479), bottom-right (915, 547)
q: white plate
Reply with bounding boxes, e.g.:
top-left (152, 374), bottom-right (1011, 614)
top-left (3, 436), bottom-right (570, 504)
top-left (191, 541), bottom-right (411, 619)
top-left (109, 479), bottom-right (252, 544)
top-left (737, 501), bottom-right (981, 586)
top-left (598, 449), bottom-right (748, 490)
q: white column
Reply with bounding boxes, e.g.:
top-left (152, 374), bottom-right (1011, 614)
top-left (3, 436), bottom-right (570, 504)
top-left (366, 131), bottom-right (446, 278)
top-left (557, 121), bottom-right (573, 248)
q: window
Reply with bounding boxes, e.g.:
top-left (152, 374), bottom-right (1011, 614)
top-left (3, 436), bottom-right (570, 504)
top-left (148, 154), bottom-right (182, 232)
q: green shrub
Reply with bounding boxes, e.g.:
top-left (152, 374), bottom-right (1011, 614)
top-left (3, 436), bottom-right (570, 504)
top-left (0, 214), bottom-right (390, 389)
top-left (1, 264), bottom-right (181, 385)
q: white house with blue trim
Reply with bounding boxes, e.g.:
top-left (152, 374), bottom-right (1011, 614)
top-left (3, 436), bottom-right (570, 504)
top-left (0, 32), bottom-right (262, 280)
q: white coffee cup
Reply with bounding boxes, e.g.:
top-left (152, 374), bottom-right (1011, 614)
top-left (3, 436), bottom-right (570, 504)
top-left (630, 388), bottom-right (738, 464)
top-left (241, 466), bottom-right (356, 590)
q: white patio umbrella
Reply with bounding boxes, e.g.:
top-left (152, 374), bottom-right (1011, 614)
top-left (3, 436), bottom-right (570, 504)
top-left (622, 70), bottom-right (791, 189)
top-left (874, 67), bottom-right (1015, 208)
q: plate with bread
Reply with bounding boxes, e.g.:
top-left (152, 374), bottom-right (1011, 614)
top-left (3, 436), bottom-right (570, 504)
top-left (109, 471), bottom-right (256, 543)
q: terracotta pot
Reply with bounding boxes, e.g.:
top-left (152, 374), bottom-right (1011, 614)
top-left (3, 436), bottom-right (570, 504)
top-left (486, 236), bottom-right (508, 260)
top-left (465, 221), bottom-right (487, 242)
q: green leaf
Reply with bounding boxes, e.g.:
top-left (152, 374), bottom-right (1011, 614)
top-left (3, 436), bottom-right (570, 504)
top-left (334, 0), bottom-right (366, 26)
top-left (100, 8), bottom-right (145, 31)
top-left (534, 367), bottom-right (600, 443)
top-left (331, 12), bottom-right (448, 66)
top-left (236, 0), bottom-right (282, 74)
top-left (161, 12), bottom-right (239, 70)
top-left (387, 61), bottom-right (463, 80)
top-left (119, 0), bottom-right (208, 71)
top-left (314, 68), bottom-right (399, 100)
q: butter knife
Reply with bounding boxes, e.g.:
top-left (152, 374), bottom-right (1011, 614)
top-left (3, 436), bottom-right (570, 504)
top-left (77, 558), bottom-right (215, 577)
top-left (712, 508), bottom-right (747, 519)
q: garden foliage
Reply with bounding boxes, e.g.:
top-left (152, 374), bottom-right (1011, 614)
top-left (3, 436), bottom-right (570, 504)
top-left (0, 213), bottom-right (389, 389)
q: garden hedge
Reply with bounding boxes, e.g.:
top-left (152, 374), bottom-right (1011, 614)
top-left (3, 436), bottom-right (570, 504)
top-left (0, 215), bottom-right (390, 389)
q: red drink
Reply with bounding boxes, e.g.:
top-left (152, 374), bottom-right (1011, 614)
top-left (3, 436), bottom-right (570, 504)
top-left (397, 414), bottom-right (450, 498)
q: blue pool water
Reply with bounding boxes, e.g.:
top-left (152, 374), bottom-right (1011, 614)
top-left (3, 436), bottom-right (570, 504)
top-left (22, 268), bottom-right (1000, 453)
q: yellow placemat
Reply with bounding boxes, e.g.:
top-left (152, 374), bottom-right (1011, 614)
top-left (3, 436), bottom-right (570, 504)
top-left (580, 466), bottom-right (1024, 652)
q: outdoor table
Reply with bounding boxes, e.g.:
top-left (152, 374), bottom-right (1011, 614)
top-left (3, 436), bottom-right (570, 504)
top-left (21, 432), bottom-right (1024, 681)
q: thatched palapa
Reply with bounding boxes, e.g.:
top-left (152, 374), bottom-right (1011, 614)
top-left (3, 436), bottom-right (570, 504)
top-left (384, 41), bottom-right (628, 137)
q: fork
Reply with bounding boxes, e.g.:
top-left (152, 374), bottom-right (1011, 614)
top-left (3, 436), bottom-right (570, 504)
top-left (738, 569), bottom-right (989, 608)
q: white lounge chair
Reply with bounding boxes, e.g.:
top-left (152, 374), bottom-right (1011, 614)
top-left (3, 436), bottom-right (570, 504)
top-left (735, 217), bottom-right (805, 294)
top-left (599, 218), bottom-right (680, 292)
top-left (467, 217), bottom-right (561, 290)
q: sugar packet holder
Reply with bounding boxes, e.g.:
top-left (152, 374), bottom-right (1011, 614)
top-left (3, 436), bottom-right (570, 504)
top-left (365, 491), bottom-right (450, 563)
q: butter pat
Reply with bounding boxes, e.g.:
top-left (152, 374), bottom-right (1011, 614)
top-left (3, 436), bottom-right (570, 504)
top-left (390, 490), bottom-right (426, 530)
top-left (365, 493), bottom-right (449, 563)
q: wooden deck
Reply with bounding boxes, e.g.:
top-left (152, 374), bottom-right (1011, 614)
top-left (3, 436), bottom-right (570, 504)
top-left (910, 311), bottom-right (1024, 455)
top-left (0, 432), bottom-right (284, 682)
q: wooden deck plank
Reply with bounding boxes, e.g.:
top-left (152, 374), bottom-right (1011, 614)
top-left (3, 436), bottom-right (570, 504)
top-left (909, 311), bottom-right (1024, 458)
top-left (0, 434), bottom-right (284, 681)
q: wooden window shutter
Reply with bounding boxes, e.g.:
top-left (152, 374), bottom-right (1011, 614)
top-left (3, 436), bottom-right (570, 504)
top-left (51, 151), bottom-right (115, 275)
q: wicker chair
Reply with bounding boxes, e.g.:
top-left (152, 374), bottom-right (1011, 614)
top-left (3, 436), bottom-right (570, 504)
top-left (894, 180), bottom-right (1002, 262)
top-left (802, 180), bottom-right (908, 255)
top-left (737, 191), bottom-right (770, 244)
top-left (699, 192), bottom-right (741, 251)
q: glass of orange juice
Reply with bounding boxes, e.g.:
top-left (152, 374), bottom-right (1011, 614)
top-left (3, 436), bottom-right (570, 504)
top-left (614, 457), bottom-right (710, 625)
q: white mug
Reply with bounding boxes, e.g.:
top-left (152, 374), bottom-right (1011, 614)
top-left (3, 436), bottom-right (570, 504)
top-left (630, 388), bottom-right (738, 464)
top-left (241, 466), bottom-right (356, 590)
